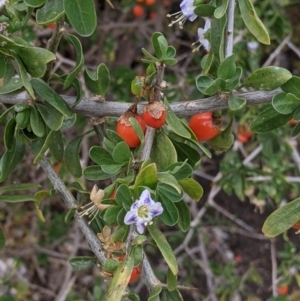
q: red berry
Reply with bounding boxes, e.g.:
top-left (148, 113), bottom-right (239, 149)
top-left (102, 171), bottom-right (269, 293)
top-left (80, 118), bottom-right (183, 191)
top-left (47, 23), bottom-right (56, 29)
top-left (142, 101), bottom-right (166, 129)
top-left (116, 114), bottom-right (146, 148)
top-left (132, 5), bottom-right (144, 17)
top-left (289, 119), bottom-right (298, 125)
top-left (276, 285), bottom-right (288, 296)
top-left (145, 0), bottom-right (156, 5)
top-left (189, 112), bottom-right (220, 142)
top-left (237, 126), bottom-right (252, 144)
top-left (119, 254), bottom-right (141, 283)
top-left (292, 220), bottom-right (300, 230)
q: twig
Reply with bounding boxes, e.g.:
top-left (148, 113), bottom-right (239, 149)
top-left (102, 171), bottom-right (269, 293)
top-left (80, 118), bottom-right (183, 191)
top-left (39, 157), bottom-right (106, 264)
top-left (225, 0), bottom-right (236, 58)
top-left (262, 34), bottom-right (292, 67)
top-left (0, 89), bottom-right (280, 118)
top-left (270, 239), bottom-right (278, 297)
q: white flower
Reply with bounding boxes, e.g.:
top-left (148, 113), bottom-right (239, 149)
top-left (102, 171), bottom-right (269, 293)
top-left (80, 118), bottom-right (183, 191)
top-left (247, 41), bottom-right (259, 52)
top-left (192, 19), bottom-right (211, 52)
top-left (124, 189), bottom-right (163, 234)
top-left (167, 0), bottom-right (197, 29)
top-left (78, 185), bottom-right (111, 224)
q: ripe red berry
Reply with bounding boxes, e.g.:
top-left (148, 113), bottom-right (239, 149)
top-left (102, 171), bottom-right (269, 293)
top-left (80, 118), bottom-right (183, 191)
top-left (189, 112), bottom-right (220, 141)
top-left (116, 114), bottom-right (146, 148)
top-left (237, 126), bottom-right (252, 144)
top-left (47, 23), bottom-right (56, 29)
top-left (145, 0), bottom-right (156, 5)
top-left (119, 253), bottom-right (141, 283)
top-left (142, 101), bottom-right (166, 129)
top-left (132, 5), bottom-right (144, 17)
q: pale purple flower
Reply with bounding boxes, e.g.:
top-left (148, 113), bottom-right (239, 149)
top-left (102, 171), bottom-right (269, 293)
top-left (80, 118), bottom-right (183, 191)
top-left (247, 41), bottom-right (259, 52)
top-left (192, 19), bottom-right (211, 52)
top-left (124, 189), bottom-right (163, 234)
top-left (167, 0), bottom-right (197, 29)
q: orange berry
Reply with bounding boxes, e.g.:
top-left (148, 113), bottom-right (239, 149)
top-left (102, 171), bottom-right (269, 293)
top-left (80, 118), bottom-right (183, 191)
top-left (132, 5), bottom-right (144, 17)
top-left (47, 23), bottom-right (56, 29)
top-left (145, 0), bottom-right (156, 5)
top-left (277, 285), bottom-right (288, 296)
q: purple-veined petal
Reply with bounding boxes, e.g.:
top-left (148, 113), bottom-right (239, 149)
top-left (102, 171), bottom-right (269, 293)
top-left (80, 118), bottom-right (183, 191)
top-left (149, 202), bottom-right (163, 217)
top-left (124, 210), bottom-right (138, 225)
top-left (139, 189), bottom-right (154, 206)
top-left (136, 221), bottom-right (146, 234)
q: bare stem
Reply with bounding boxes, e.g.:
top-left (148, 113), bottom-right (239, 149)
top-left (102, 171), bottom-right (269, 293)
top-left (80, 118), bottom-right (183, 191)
top-left (39, 157), bottom-right (106, 264)
top-left (43, 18), bottom-right (65, 83)
top-left (225, 0), bottom-right (236, 58)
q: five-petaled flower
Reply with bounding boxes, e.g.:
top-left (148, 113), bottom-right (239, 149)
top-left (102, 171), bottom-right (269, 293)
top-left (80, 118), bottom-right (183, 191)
top-left (192, 19), bottom-right (211, 52)
top-left (167, 0), bottom-right (197, 29)
top-left (124, 189), bottom-right (163, 234)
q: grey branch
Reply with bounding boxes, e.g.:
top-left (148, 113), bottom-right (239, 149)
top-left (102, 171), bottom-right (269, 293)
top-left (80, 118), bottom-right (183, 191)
top-left (0, 89), bottom-right (278, 117)
top-left (39, 157), bottom-right (107, 264)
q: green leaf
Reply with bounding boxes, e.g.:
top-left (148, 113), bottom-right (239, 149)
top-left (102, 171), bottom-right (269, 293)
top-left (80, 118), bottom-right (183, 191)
top-left (0, 226), bottom-right (5, 251)
top-left (176, 200), bottom-right (191, 232)
top-left (166, 46), bottom-right (176, 58)
top-left (115, 184), bottom-right (133, 211)
top-left (0, 107), bottom-right (14, 125)
top-left (152, 32), bottom-right (168, 60)
top-left (63, 35), bottom-right (84, 89)
top-left (244, 67), bottom-right (292, 90)
top-left (15, 46), bottom-right (56, 77)
top-left (101, 164), bottom-right (124, 175)
top-left (148, 286), bottom-right (162, 301)
top-left (125, 293), bottom-right (140, 301)
top-left (272, 92), bottom-right (300, 115)
top-left (112, 142), bottom-right (131, 163)
top-left (217, 54), bottom-right (236, 80)
top-left (164, 162), bottom-right (193, 181)
top-left (0, 77), bottom-right (23, 95)
top-left (225, 67), bottom-right (243, 91)
top-left (14, 55), bottom-right (35, 98)
top-left (214, 0), bottom-right (230, 18)
top-left (83, 166), bottom-right (114, 181)
top-left (103, 258), bottom-right (120, 274)
top-left (205, 78), bottom-right (226, 96)
top-left (292, 122), bottom-right (300, 137)
top-left (194, 4), bottom-right (215, 17)
top-left (49, 130), bottom-right (64, 162)
top-left (106, 254), bottom-right (134, 301)
top-left (36, 0), bottom-right (64, 25)
top-left (133, 163), bottom-right (157, 193)
top-left (178, 178), bottom-right (203, 201)
top-left (250, 105), bottom-right (293, 133)
top-left (65, 135), bottom-right (84, 178)
top-left (211, 15), bottom-right (226, 62)
top-left (167, 267), bottom-right (177, 292)
top-left (157, 183), bottom-right (183, 203)
top-left (162, 289), bottom-right (183, 301)
top-left (64, 0), bottom-right (96, 36)
top-left (69, 256), bottom-right (97, 270)
top-left (164, 99), bottom-right (191, 139)
top-left (89, 146), bottom-right (115, 165)
top-left (228, 94), bottom-right (246, 111)
top-left (157, 173), bottom-right (182, 194)
top-left (33, 130), bottom-right (54, 164)
top-left (31, 78), bottom-right (73, 118)
top-left (141, 48), bottom-right (159, 63)
top-left (15, 109), bottom-right (31, 129)
top-left (24, 0), bottom-right (46, 7)
top-left (129, 117), bottom-right (145, 146)
top-left (0, 183), bottom-right (41, 191)
top-left (36, 102), bottom-right (64, 131)
top-left (158, 194), bottom-right (179, 226)
top-left (148, 224), bottom-right (178, 275)
top-left (4, 118), bottom-right (16, 151)
top-left (64, 208), bottom-right (76, 223)
top-left (151, 131), bottom-right (177, 172)
top-left (84, 63), bottom-right (110, 96)
top-left (238, 0), bottom-right (270, 44)
top-left (0, 140), bottom-right (25, 183)
top-left (196, 75), bottom-right (214, 94)
top-left (103, 206), bottom-right (122, 225)
top-left (281, 76), bottom-right (300, 97)
top-left (30, 105), bottom-right (46, 138)
top-left (262, 197), bottom-right (300, 237)
top-left (14, 103), bottom-right (30, 112)
top-left (0, 195), bottom-right (38, 202)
